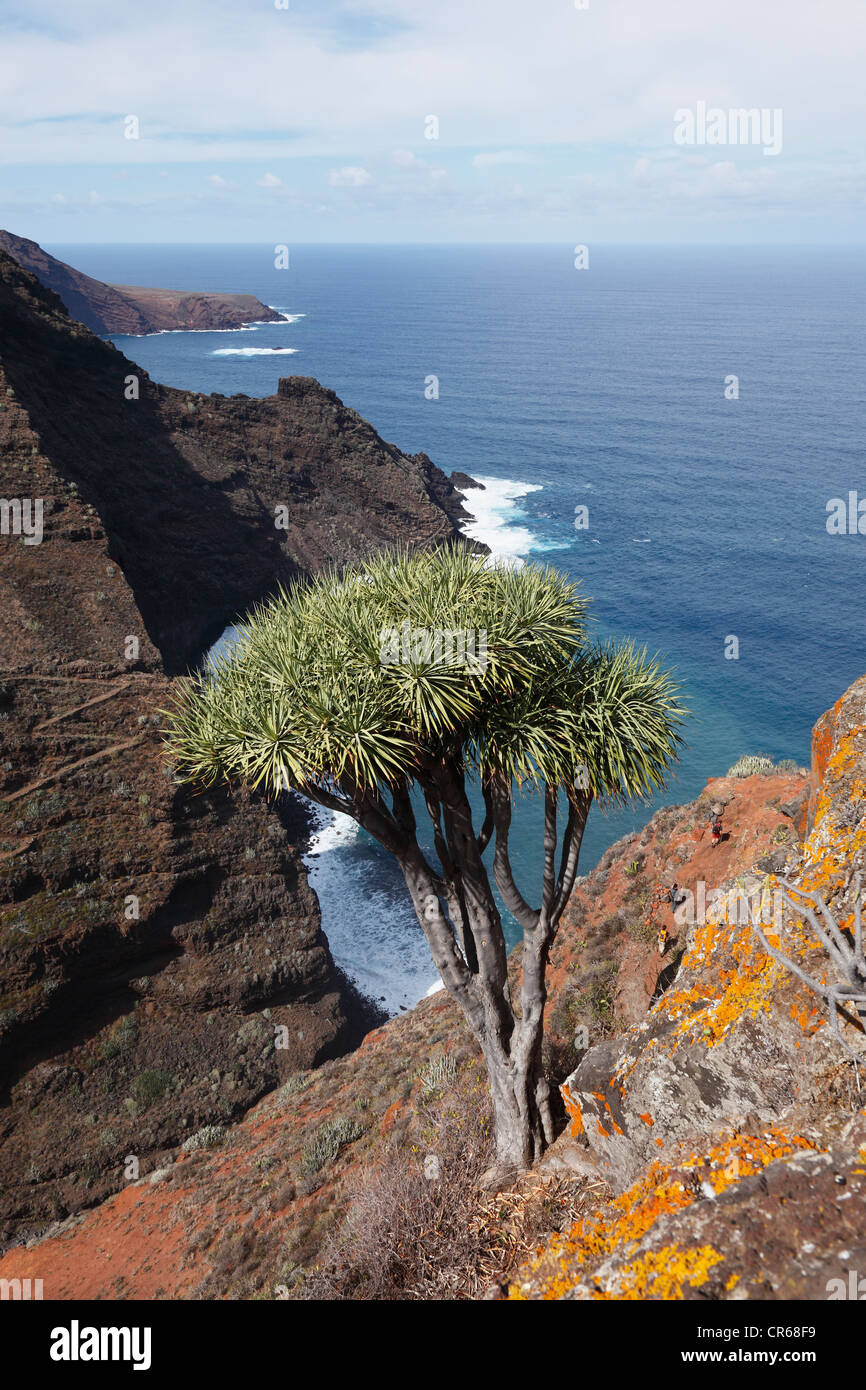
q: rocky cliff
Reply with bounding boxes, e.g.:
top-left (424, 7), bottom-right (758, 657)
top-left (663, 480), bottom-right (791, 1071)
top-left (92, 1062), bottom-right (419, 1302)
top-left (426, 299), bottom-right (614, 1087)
top-left (0, 246), bottom-right (473, 1246)
top-left (513, 675), bottom-right (866, 1299)
top-left (0, 725), bottom-right (833, 1296)
top-left (0, 231), bottom-right (286, 336)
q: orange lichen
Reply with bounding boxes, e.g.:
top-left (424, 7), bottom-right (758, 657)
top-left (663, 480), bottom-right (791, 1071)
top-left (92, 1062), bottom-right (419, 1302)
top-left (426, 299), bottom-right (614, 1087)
top-left (509, 1128), bottom-right (818, 1301)
top-left (562, 1089), bottom-right (584, 1137)
top-left (589, 1244), bottom-right (724, 1301)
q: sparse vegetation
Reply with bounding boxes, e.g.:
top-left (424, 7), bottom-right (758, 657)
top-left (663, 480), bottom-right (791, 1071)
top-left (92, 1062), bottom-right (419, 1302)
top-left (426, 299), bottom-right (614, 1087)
top-left (99, 1014), bottom-right (137, 1060)
top-left (296, 1062), bottom-right (592, 1301)
top-left (274, 1073), bottom-right (311, 1102)
top-left (627, 914), bottom-right (657, 945)
top-left (727, 754), bottom-right (775, 778)
top-left (181, 1124), bottom-right (226, 1153)
top-left (131, 1069), bottom-right (174, 1108)
top-left (300, 1116), bottom-right (365, 1177)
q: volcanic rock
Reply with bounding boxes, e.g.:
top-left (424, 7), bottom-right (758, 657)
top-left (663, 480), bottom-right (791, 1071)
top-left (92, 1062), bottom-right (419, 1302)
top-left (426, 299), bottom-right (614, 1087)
top-left (0, 230), bottom-right (285, 336)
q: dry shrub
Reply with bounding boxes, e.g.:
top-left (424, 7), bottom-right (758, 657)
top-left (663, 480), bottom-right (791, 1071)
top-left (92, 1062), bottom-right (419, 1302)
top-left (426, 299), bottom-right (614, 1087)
top-left (296, 1064), bottom-right (596, 1300)
top-left (298, 1063), bottom-right (492, 1299)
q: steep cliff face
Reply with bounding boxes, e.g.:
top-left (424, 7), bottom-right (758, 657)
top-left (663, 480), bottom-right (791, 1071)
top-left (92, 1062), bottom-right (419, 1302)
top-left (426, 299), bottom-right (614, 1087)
top-left (0, 248), bottom-right (471, 1244)
top-left (0, 231), bottom-right (285, 336)
top-left (0, 250), bottom-right (471, 675)
top-left (514, 674), bottom-right (866, 1299)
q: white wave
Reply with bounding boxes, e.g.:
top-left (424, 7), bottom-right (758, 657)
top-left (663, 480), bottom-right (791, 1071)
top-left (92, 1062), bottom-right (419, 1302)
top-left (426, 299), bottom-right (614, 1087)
top-left (458, 475), bottom-right (542, 567)
top-left (211, 346), bottom-right (299, 357)
top-left (301, 796), bottom-right (439, 1015)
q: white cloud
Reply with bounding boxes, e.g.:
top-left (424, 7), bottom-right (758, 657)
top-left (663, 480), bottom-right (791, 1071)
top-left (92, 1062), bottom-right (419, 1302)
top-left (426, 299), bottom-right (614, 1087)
top-left (472, 150), bottom-right (535, 168)
top-left (1, 0), bottom-right (863, 168)
top-left (328, 165), bottom-right (372, 187)
top-left (1, 0), bottom-right (864, 238)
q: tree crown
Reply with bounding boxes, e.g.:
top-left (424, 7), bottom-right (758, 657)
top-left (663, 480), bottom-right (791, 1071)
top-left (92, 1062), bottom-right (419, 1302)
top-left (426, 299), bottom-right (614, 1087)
top-left (164, 546), bottom-right (685, 806)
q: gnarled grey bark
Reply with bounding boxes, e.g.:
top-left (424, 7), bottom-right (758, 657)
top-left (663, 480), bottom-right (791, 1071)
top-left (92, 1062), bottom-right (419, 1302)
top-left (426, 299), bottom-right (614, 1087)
top-left (304, 765), bottom-right (592, 1181)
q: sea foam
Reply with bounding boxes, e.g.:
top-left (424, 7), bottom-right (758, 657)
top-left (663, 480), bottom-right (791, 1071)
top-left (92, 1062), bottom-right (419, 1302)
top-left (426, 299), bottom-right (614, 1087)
top-left (458, 475), bottom-right (542, 567)
top-left (211, 346), bottom-right (299, 356)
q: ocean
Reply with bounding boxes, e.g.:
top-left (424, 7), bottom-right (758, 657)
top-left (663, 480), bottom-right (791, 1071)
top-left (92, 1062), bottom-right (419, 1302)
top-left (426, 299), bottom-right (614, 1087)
top-left (52, 242), bottom-right (866, 1011)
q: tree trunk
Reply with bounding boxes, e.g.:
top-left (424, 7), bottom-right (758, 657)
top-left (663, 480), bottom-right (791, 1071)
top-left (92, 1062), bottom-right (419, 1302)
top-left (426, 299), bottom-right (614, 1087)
top-left (480, 1033), bottom-right (551, 1186)
top-left (395, 844), bottom-right (549, 1181)
top-left (326, 771), bottom-right (591, 1186)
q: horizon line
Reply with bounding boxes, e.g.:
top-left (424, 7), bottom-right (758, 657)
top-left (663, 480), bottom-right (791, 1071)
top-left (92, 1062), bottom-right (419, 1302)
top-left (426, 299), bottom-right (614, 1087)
top-left (38, 238), bottom-right (866, 249)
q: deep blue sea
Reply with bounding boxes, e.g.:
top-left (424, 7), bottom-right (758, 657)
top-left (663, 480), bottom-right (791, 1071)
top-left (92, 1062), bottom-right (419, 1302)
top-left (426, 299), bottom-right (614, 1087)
top-left (52, 243), bottom-right (866, 1009)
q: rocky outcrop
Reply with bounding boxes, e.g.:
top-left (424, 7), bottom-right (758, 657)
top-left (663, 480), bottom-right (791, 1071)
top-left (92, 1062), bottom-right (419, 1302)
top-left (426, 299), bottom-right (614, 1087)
top-left (513, 674), bottom-right (866, 1299)
top-left (0, 246), bottom-right (473, 1245)
top-left (103, 286), bottom-right (285, 334)
top-left (0, 231), bottom-right (285, 336)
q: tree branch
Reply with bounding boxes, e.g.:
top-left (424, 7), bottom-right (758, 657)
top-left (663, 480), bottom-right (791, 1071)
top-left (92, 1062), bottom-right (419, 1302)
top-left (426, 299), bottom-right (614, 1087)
top-left (477, 790), bottom-right (494, 855)
top-left (397, 843), bottom-right (485, 1036)
top-left (538, 783), bottom-right (558, 930)
top-left (488, 774), bottom-right (539, 933)
top-left (551, 790), bottom-right (592, 928)
top-left (422, 786), bottom-right (478, 973)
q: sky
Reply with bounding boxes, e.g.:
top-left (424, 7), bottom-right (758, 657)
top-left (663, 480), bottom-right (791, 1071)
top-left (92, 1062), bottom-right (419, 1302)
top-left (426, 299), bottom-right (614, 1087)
top-left (0, 0), bottom-right (863, 244)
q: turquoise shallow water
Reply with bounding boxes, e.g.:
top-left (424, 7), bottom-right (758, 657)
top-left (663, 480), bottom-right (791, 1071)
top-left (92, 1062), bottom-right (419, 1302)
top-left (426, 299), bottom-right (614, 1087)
top-left (54, 242), bottom-right (866, 1004)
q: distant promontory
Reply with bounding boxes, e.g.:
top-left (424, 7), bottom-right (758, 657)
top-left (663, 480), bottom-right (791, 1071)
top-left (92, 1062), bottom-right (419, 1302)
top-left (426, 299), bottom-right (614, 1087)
top-left (0, 229), bottom-right (287, 336)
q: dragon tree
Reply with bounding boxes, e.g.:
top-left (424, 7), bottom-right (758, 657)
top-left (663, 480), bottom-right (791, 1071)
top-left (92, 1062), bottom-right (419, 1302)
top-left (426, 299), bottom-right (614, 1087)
top-left (164, 547), bottom-right (685, 1180)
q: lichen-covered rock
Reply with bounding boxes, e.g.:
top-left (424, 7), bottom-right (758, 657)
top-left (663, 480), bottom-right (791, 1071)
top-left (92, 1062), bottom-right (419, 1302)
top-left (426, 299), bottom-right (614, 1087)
top-left (511, 1117), bottom-right (866, 1300)
top-left (514, 672), bottom-right (866, 1298)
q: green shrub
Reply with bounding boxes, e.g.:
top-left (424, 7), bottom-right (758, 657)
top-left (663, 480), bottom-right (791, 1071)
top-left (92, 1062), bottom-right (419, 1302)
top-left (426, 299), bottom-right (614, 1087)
top-left (726, 754), bottom-right (774, 778)
top-left (181, 1124), bottom-right (226, 1153)
top-left (300, 1116), bottom-right (364, 1176)
top-left (99, 1014), bottom-right (137, 1060)
top-left (131, 1069), bottom-right (174, 1108)
top-left (275, 1074), bottom-right (311, 1103)
top-left (627, 916), bottom-right (656, 944)
top-left (418, 1054), bottom-right (457, 1098)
